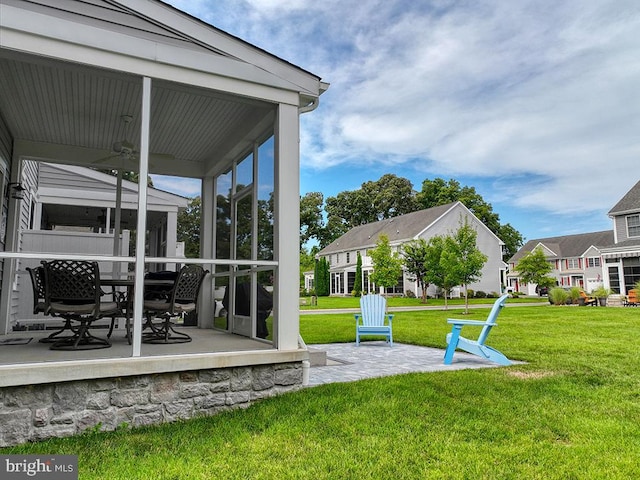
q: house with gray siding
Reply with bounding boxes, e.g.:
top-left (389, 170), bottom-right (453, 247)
top-left (506, 230), bottom-right (614, 295)
top-left (600, 179), bottom-right (640, 293)
top-left (507, 179), bottom-right (640, 296)
top-left (317, 201), bottom-right (506, 297)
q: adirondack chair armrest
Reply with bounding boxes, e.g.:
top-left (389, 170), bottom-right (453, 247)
top-left (447, 319), bottom-right (494, 327)
top-left (386, 314), bottom-right (393, 324)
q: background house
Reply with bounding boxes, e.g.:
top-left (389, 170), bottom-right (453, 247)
top-left (600, 179), bottom-right (640, 293)
top-left (316, 201), bottom-right (506, 297)
top-left (507, 179), bottom-right (640, 296)
top-left (506, 231), bottom-right (614, 295)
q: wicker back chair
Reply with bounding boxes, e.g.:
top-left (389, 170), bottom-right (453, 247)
top-left (43, 260), bottom-right (119, 350)
top-left (143, 264), bottom-right (207, 344)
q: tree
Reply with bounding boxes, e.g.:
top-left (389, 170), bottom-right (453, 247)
top-left (417, 177), bottom-right (523, 260)
top-left (177, 196), bottom-right (201, 258)
top-left (441, 220), bottom-right (488, 313)
top-left (325, 174), bottom-right (419, 232)
top-left (300, 192), bottom-right (325, 247)
top-left (514, 248), bottom-right (554, 291)
top-left (353, 251), bottom-right (363, 297)
top-left (300, 246), bottom-right (317, 292)
top-left (314, 257), bottom-right (330, 296)
top-left (369, 234), bottom-right (403, 297)
top-left (96, 168), bottom-right (154, 186)
top-left (402, 239), bottom-right (431, 303)
top-left (423, 235), bottom-right (457, 310)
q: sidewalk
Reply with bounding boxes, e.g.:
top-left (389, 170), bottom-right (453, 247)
top-left (307, 341), bottom-right (507, 386)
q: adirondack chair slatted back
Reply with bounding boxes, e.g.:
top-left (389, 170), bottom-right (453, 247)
top-left (360, 294), bottom-right (387, 326)
top-left (444, 293), bottom-right (511, 366)
top-left (477, 294), bottom-right (509, 345)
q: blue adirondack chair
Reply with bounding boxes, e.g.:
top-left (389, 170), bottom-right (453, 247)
top-left (355, 294), bottom-right (393, 346)
top-left (443, 293), bottom-right (511, 366)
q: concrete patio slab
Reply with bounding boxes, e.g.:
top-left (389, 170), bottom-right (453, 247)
top-left (307, 341), bottom-right (511, 386)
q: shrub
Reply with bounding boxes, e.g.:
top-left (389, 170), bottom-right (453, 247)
top-left (404, 290), bottom-right (416, 298)
top-left (475, 290), bottom-right (487, 298)
top-left (488, 291), bottom-right (499, 298)
top-left (466, 289), bottom-right (474, 299)
top-left (568, 286), bottom-right (582, 304)
top-left (549, 287), bottom-right (569, 305)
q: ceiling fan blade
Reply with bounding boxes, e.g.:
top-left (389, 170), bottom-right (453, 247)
top-left (91, 153), bottom-right (120, 165)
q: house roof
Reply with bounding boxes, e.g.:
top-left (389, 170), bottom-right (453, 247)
top-left (37, 162), bottom-right (189, 208)
top-left (0, 0), bottom-right (327, 178)
top-left (34, 162), bottom-right (189, 230)
top-left (319, 202), bottom-right (464, 254)
top-left (608, 179), bottom-right (640, 216)
top-left (508, 230), bottom-right (615, 263)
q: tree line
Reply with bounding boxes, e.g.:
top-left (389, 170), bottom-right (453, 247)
top-left (301, 174), bottom-right (523, 261)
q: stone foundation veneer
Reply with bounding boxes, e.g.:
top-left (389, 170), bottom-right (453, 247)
top-left (0, 362), bottom-right (302, 447)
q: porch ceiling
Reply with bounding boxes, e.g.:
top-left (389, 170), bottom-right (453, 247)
top-left (0, 49), bottom-right (275, 178)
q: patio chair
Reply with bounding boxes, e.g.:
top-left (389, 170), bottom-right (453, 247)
top-left (624, 289), bottom-right (638, 306)
top-left (43, 260), bottom-right (119, 350)
top-left (579, 290), bottom-right (597, 306)
top-left (28, 264), bottom-right (73, 344)
top-left (355, 294), bottom-right (393, 346)
top-left (444, 293), bottom-right (511, 366)
top-left (142, 264), bottom-right (207, 344)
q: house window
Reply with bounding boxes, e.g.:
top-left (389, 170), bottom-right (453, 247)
top-left (335, 253), bottom-right (340, 264)
top-left (347, 271), bottom-right (355, 292)
top-left (567, 258), bottom-right (580, 269)
top-left (627, 214), bottom-right (640, 237)
top-left (587, 257), bottom-right (601, 268)
top-left (346, 252), bottom-right (350, 264)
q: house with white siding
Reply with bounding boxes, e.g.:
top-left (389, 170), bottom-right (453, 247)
top-left (13, 161), bottom-right (189, 325)
top-left (316, 202), bottom-right (506, 297)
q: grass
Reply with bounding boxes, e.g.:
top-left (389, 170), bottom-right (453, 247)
top-left (3, 305), bottom-right (640, 479)
top-left (300, 294), bottom-right (544, 310)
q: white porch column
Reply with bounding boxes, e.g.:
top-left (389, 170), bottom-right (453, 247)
top-left (165, 210), bottom-right (178, 270)
top-left (199, 177), bottom-right (214, 328)
top-left (273, 103), bottom-right (300, 350)
top-left (131, 76), bottom-right (152, 357)
top-left (0, 159), bottom-right (23, 334)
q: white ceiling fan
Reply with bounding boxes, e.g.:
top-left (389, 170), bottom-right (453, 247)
top-left (92, 115), bottom-right (174, 169)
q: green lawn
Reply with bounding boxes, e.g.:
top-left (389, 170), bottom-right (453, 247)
top-left (3, 305), bottom-right (640, 479)
top-left (300, 294), bottom-right (544, 310)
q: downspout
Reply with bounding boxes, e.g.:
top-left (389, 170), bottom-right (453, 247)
top-left (298, 95), bottom-right (317, 386)
top-left (299, 334), bottom-right (310, 386)
top-left (299, 97), bottom-right (319, 114)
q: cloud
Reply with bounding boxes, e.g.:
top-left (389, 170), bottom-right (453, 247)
top-left (150, 175), bottom-right (201, 198)
top-left (164, 0), bottom-right (640, 217)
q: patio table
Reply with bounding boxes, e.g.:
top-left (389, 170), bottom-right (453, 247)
top-left (100, 278), bottom-right (175, 344)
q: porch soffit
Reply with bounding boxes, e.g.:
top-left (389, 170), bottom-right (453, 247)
top-left (0, 51), bottom-right (276, 176)
top-left (0, 0), bottom-right (327, 178)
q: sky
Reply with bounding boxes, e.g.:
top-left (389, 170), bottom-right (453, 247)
top-left (157, 0), bottom-right (640, 243)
